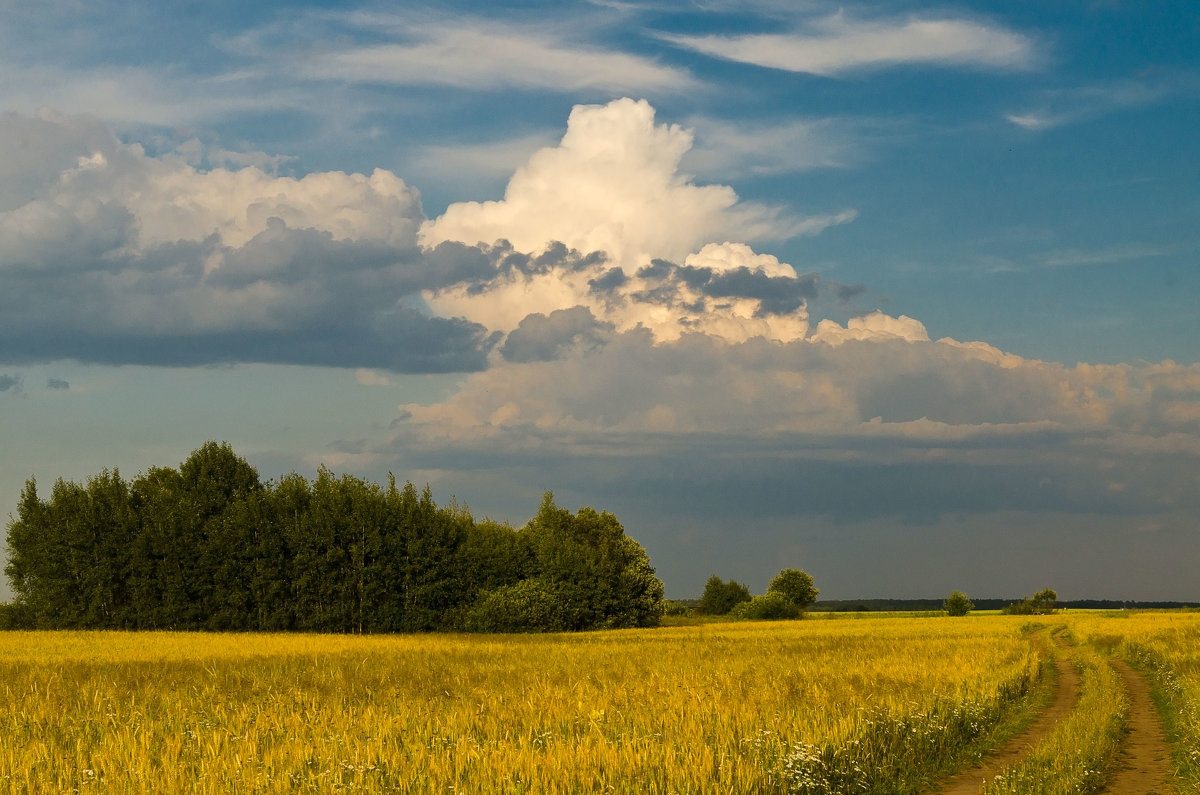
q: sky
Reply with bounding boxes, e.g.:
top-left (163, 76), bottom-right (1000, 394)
top-left (1, 0), bottom-right (1198, 602)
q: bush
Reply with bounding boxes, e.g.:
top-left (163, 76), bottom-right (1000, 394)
top-left (943, 590), bottom-right (974, 617)
top-left (0, 602), bottom-right (32, 630)
top-left (1003, 588), bottom-right (1058, 616)
top-left (662, 600), bottom-right (692, 616)
top-left (730, 592), bottom-right (801, 621)
top-left (460, 579), bottom-right (568, 633)
top-left (767, 568), bottom-right (819, 609)
top-left (698, 575), bottom-right (752, 615)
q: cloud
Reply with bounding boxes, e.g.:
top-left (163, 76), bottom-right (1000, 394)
top-left (354, 369), bottom-right (390, 387)
top-left (1005, 79), bottom-right (1171, 131)
top-left (0, 373), bottom-right (22, 394)
top-left (682, 116), bottom-right (863, 178)
top-left (0, 110), bottom-right (495, 372)
top-left (500, 306), bottom-right (614, 363)
top-left (386, 319), bottom-right (1200, 530)
top-left (665, 12), bottom-right (1036, 76)
top-left (422, 99), bottom-right (853, 268)
top-left (46, 378), bottom-right (70, 390)
top-left (301, 20), bottom-right (693, 94)
top-left (410, 132), bottom-right (560, 191)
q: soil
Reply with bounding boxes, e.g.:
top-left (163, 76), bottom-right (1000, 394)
top-left (1099, 659), bottom-right (1174, 795)
top-left (934, 634), bottom-right (1177, 795)
top-left (935, 641), bottom-right (1080, 795)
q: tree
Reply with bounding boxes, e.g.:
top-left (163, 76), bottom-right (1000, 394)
top-left (698, 575), bottom-right (752, 615)
top-left (943, 590), bottom-right (974, 617)
top-left (4, 447), bottom-right (667, 634)
top-left (730, 592), bottom-right (801, 621)
top-left (1004, 587), bottom-right (1059, 615)
top-left (767, 568), bottom-right (819, 610)
top-left (1031, 588), bottom-right (1058, 613)
top-left (521, 493), bottom-right (665, 630)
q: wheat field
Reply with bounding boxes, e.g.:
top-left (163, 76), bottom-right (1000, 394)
top-left (1, 613), bottom-right (1198, 793)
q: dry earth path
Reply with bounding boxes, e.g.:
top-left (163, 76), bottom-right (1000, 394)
top-left (1099, 659), bottom-right (1174, 795)
top-left (936, 634), bottom-right (1080, 795)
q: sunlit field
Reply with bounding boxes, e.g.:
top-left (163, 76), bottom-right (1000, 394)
top-left (1, 613), bottom-right (1198, 794)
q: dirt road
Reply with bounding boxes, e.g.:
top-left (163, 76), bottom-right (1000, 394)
top-left (937, 646), bottom-right (1080, 795)
top-left (1099, 659), bottom-right (1173, 794)
top-left (935, 638), bottom-right (1176, 795)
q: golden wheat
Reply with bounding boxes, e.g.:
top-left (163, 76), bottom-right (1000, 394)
top-left (0, 617), bottom-right (1050, 794)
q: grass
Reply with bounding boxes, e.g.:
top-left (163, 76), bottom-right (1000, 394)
top-left (2, 612), bottom-right (1200, 793)
top-left (0, 619), bottom-right (1040, 794)
top-left (981, 630), bottom-right (1128, 794)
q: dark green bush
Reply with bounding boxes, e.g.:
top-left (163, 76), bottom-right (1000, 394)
top-left (460, 579), bottom-right (568, 633)
top-left (730, 592), bottom-right (801, 620)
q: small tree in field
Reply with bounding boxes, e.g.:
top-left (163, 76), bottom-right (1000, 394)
top-left (698, 575), bottom-right (751, 615)
top-left (1003, 587), bottom-right (1058, 615)
top-left (767, 568), bottom-right (819, 610)
top-left (943, 590), bottom-right (974, 617)
top-left (730, 592), bottom-right (800, 620)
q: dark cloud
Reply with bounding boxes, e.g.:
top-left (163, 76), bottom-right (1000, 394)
top-left (836, 283), bottom-right (868, 301)
top-left (46, 378), bottom-right (70, 390)
top-left (703, 267), bottom-right (819, 315)
top-left (369, 418), bottom-right (1200, 599)
top-left (0, 110), bottom-right (513, 373)
top-left (633, 258), bottom-right (821, 316)
top-left (500, 306), bottom-right (613, 363)
top-left (587, 267), bottom-right (628, 294)
top-left (0, 112), bottom-right (120, 212)
top-left (0, 373), bottom-right (22, 393)
top-left (0, 208), bottom-right (503, 373)
top-left (0, 311), bottom-right (498, 373)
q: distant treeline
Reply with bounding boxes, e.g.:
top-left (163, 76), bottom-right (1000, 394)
top-left (812, 599), bottom-right (1200, 612)
top-left (2, 442), bottom-right (665, 633)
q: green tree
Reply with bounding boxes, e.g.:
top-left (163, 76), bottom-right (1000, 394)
top-left (698, 575), bottom-right (752, 615)
top-left (461, 579), bottom-right (566, 633)
top-left (943, 590), bottom-right (974, 617)
top-left (520, 492), bottom-right (664, 630)
top-left (1004, 587), bottom-right (1059, 615)
top-left (767, 568), bottom-right (819, 610)
top-left (730, 592), bottom-right (801, 620)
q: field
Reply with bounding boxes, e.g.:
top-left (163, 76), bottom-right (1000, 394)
top-left (1, 613), bottom-right (1198, 793)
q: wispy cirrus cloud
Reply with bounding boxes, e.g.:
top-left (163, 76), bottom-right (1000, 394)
top-left (1005, 79), bottom-right (1172, 131)
top-left (301, 24), bottom-right (693, 93)
top-left (664, 11), bottom-right (1037, 76)
top-left (681, 115), bottom-right (870, 178)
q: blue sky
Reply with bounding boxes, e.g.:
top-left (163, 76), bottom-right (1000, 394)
top-left (1, 0), bottom-right (1198, 601)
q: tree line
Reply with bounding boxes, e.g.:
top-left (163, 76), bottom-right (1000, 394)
top-left (2, 442), bottom-right (665, 633)
top-left (693, 570), bottom-right (819, 619)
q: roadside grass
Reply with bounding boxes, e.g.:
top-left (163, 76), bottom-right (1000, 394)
top-left (982, 629), bottom-right (1128, 795)
top-left (1072, 612), bottom-right (1200, 794)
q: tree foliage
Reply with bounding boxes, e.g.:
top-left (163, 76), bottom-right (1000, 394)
top-left (1003, 588), bottom-right (1058, 615)
top-left (698, 575), bottom-right (752, 615)
top-left (730, 592), bottom-right (801, 620)
top-left (767, 568), bottom-right (819, 609)
top-left (943, 590), bottom-right (974, 617)
top-left (3, 443), bottom-right (664, 633)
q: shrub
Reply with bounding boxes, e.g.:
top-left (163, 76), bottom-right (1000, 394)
top-left (460, 579), bottom-right (568, 633)
top-left (662, 600), bottom-right (692, 616)
top-left (698, 575), bottom-right (752, 615)
top-left (768, 568), bottom-right (819, 609)
top-left (0, 602), bottom-right (32, 630)
top-left (1003, 588), bottom-right (1058, 616)
top-left (944, 590), bottom-right (974, 617)
top-left (730, 592), bottom-right (801, 621)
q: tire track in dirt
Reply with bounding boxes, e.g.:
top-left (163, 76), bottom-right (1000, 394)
top-left (1100, 659), bottom-right (1173, 795)
top-left (936, 632), bottom-right (1079, 795)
